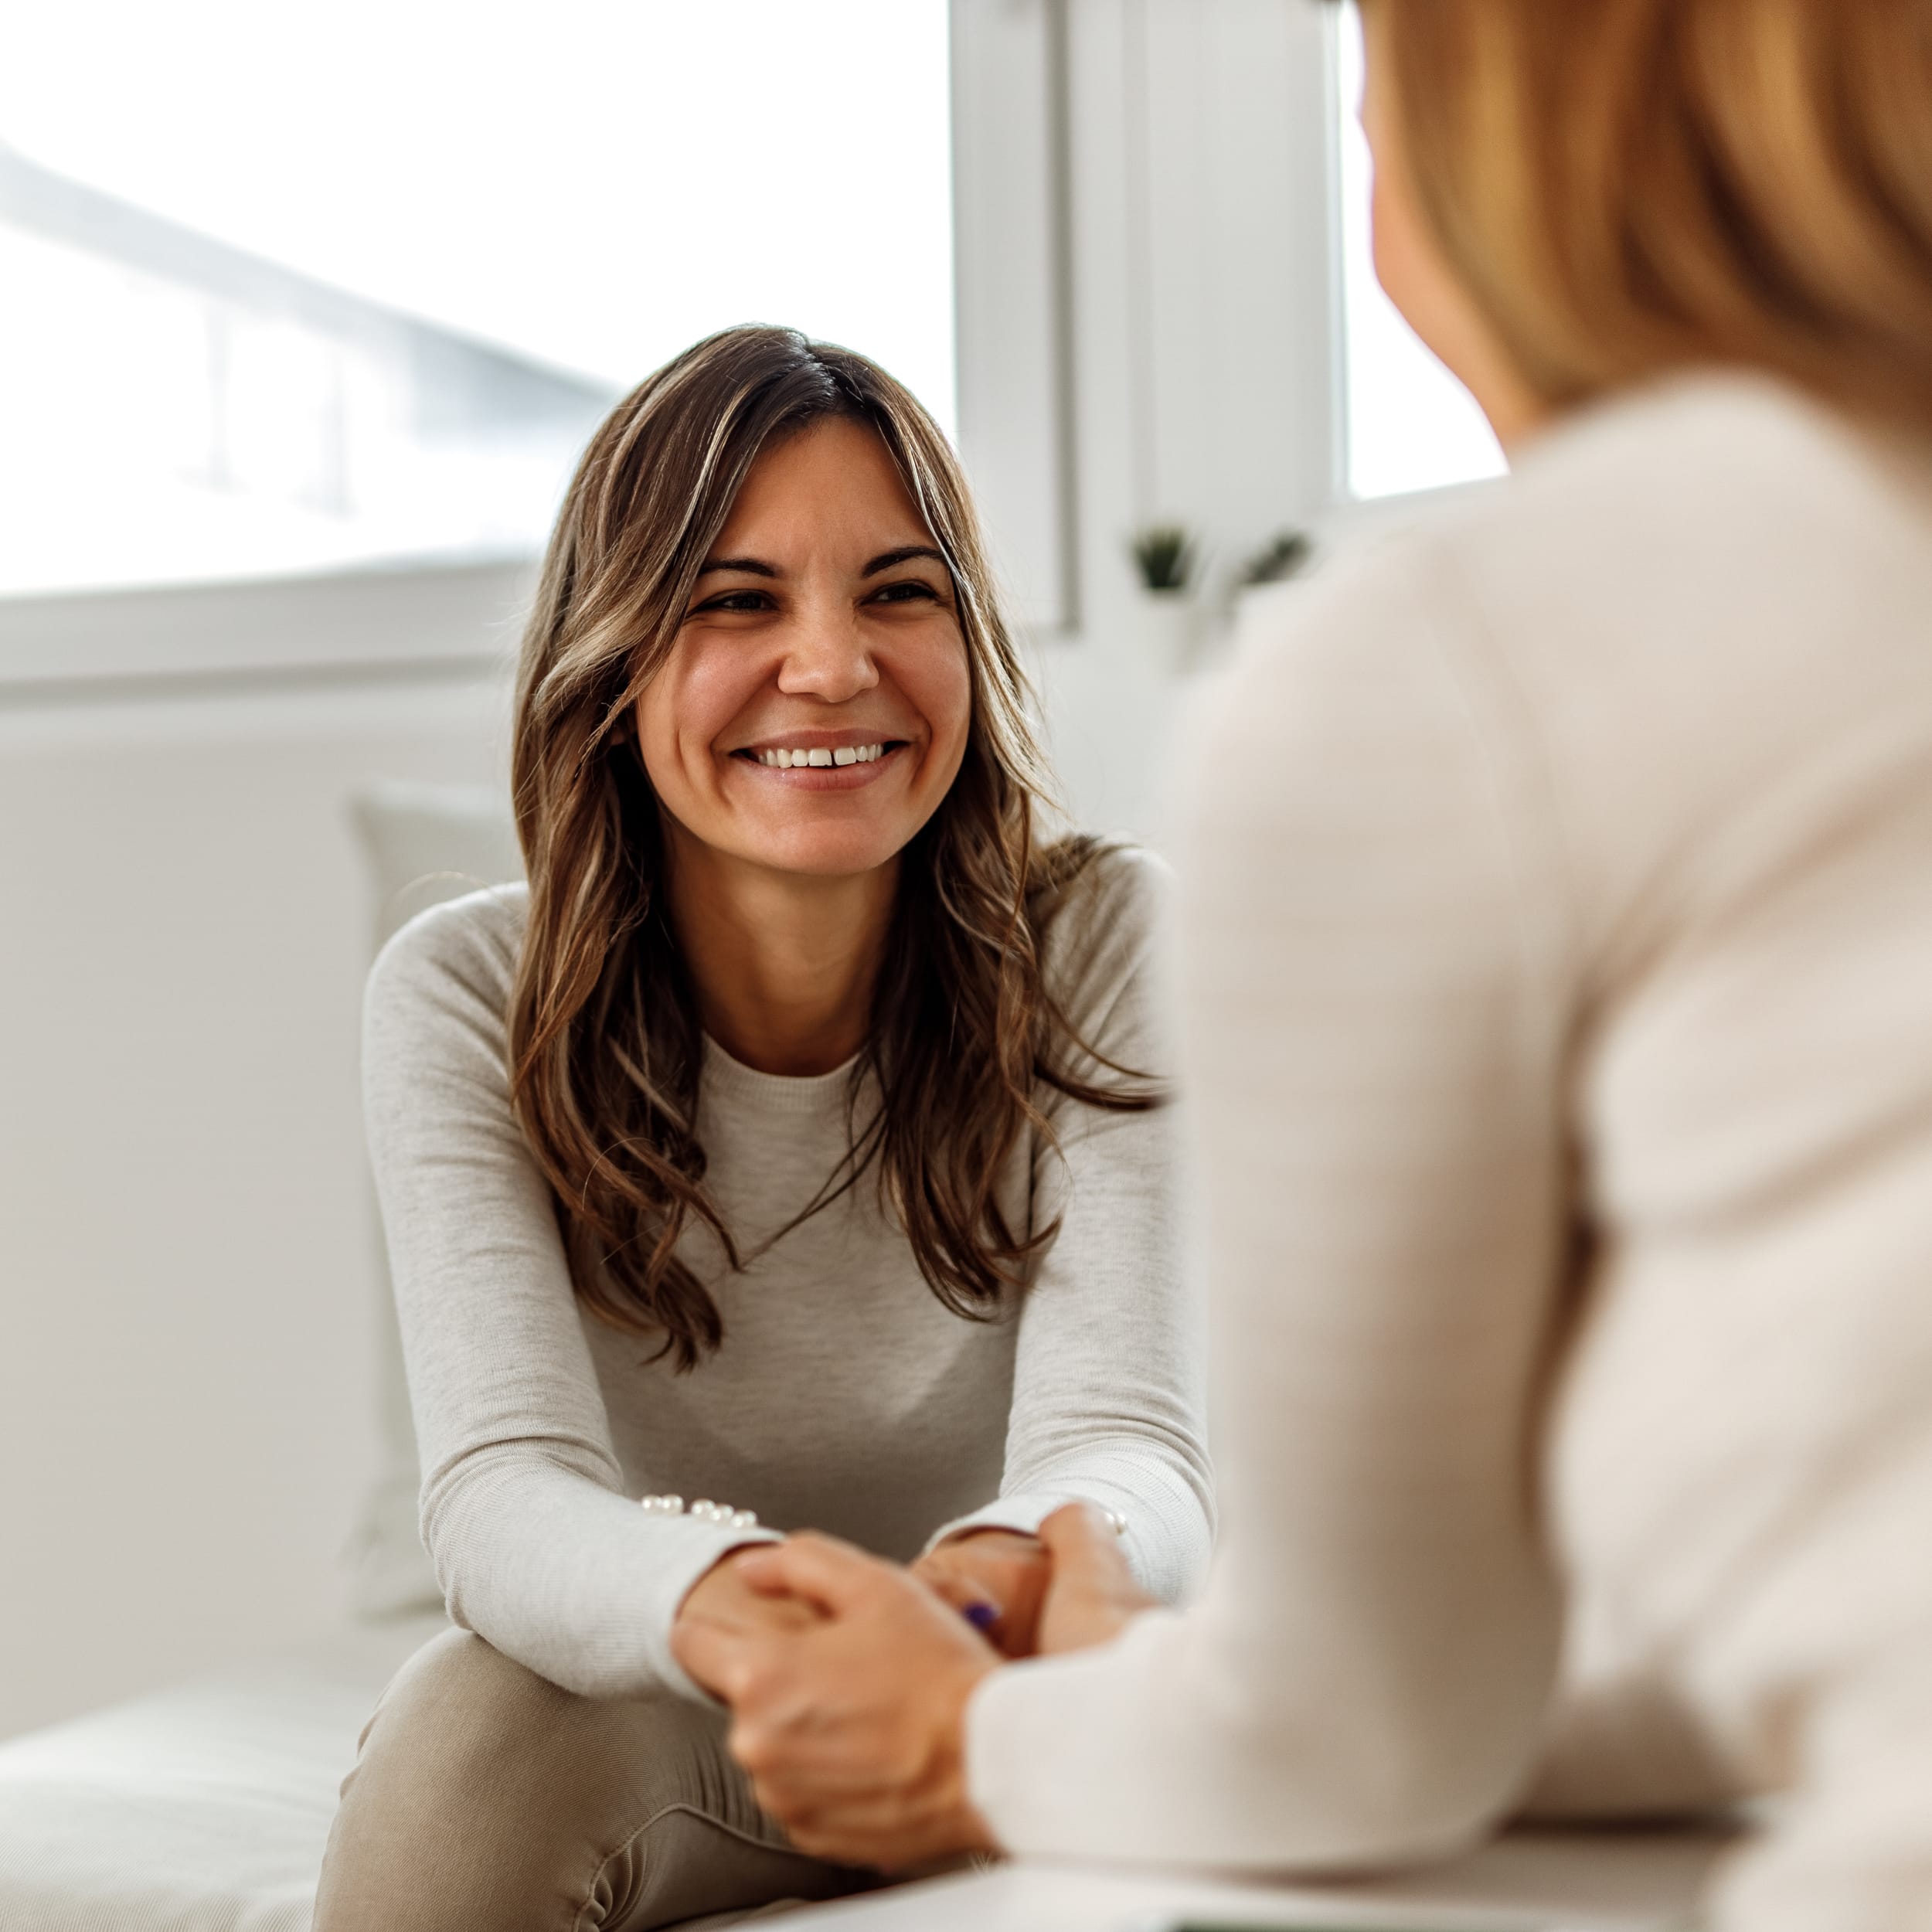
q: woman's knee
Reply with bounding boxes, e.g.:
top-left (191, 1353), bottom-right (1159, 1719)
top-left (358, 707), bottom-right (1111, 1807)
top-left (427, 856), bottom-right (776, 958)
top-left (313, 1628), bottom-right (830, 1932)
top-left (315, 1629), bottom-right (657, 1930)
top-left (360, 1627), bottom-right (577, 1778)
top-left (380, 1633), bottom-right (757, 1818)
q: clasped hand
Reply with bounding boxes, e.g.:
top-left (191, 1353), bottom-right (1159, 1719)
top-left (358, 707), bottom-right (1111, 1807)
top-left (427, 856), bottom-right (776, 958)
top-left (669, 1504), bottom-right (1153, 1871)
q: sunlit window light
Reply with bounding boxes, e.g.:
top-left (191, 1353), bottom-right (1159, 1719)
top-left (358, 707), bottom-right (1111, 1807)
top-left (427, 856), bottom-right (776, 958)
top-left (0, 1), bottom-right (954, 599)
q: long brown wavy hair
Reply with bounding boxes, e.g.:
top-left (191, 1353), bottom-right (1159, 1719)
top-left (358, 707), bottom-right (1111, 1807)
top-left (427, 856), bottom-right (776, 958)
top-left (509, 325), bottom-right (1155, 1370)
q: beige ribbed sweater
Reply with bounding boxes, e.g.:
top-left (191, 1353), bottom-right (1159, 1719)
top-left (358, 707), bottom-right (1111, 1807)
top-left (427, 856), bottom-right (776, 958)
top-left (967, 377), bottom-right (1932, 1932)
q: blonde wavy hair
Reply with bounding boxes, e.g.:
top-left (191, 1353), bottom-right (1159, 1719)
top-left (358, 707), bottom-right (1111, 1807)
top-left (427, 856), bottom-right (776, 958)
top-left (509, 325), bottom-right (1152, 1370)
top-left (1355, 0), bottom-right (1932, 433)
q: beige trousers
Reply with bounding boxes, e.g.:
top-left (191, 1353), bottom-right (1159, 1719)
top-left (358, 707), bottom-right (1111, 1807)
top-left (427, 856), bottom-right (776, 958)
top-left (311, 1628), bottom-right (874, 1932)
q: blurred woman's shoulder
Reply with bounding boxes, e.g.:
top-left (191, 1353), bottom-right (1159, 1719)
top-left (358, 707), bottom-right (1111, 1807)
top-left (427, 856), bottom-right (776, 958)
top-left (1455, 371), bottom-right (1932, 625)
top-left (1220, 371), bottom-right (1932, 750)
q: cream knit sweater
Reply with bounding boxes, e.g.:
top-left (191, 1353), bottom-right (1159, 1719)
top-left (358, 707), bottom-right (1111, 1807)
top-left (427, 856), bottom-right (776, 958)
top-left (967, 377), bottom-right (1932, 1932)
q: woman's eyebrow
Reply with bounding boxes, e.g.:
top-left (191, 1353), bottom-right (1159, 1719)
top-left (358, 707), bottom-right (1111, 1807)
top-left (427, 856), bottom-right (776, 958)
top-left (862, 545), bottom-right (948, 577)
top-left (696, 556), bottom-right (780, 578)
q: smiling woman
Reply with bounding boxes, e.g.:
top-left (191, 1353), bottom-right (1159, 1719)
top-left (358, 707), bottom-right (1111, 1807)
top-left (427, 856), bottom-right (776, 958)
top-left (310, 325), bottom-right (1213, 1932)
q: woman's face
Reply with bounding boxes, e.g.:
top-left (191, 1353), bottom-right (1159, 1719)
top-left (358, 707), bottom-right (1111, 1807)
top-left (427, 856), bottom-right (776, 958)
top-left (634, 417), bottom-right (972, 883)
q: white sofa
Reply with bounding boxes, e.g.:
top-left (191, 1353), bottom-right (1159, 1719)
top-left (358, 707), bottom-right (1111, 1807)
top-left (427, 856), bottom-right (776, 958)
top-left (0, 1614), bottom-right (444, 1932)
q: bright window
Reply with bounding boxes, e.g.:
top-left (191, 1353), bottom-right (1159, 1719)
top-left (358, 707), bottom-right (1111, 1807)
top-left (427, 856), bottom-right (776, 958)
top-left (0, 0), bottom-right (955, 598)
top-left (1333, 4), bottom-right (1505, 502)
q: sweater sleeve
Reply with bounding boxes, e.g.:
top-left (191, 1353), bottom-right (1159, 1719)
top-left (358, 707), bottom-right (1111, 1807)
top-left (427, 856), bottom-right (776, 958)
top-left (362, 891), bottom-right (778, 1704)
top-left (964, 550), bottom-right (1573, 1868)
top-left (923, 852), bottom-right (1215, 1606)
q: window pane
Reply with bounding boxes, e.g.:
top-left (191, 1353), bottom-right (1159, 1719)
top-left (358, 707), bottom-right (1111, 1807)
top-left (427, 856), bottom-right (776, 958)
top-left (0, 1), bottom-right (954, 598)
top-left (1334, 4), bottom-right (1505, 502)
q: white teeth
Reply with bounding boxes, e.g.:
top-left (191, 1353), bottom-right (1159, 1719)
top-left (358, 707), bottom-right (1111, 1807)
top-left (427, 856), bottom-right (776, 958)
top-left (755, 743), bottom-right (886, 768)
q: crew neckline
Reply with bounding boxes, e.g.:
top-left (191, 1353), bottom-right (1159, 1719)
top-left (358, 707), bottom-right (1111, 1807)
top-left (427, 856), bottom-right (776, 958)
top-left (699, 1034), bottom-right (866, 1114)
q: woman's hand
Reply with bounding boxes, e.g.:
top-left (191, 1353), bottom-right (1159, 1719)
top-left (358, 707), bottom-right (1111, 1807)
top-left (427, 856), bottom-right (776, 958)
top-left (1033, 1502), bottom-right (1158, 1655)
top-left (670, 1544), bottom-right (821, 1699)
top-left (674, 1532), bottom-right (1002, 1870)
top-left (910, 1528), bottom-right (1050, 1657)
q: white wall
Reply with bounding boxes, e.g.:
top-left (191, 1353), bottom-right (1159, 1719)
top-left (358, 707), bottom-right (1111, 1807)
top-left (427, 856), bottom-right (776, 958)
top-left (0, 647), bottom-right (509, 1740)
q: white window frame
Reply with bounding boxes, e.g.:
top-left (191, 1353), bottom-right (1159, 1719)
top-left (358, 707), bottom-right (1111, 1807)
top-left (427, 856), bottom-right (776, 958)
top-left (0, 560), bottom-right (529, 706)
top-left (951, 0), bottom-right (1350, 648)
top-left (950, 0), bottom-right (1509, 634)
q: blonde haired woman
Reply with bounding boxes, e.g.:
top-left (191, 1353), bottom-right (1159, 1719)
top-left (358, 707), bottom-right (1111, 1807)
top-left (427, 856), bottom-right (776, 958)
top-left (682, 7), bottom-right (1932, 1927)
top-left (310, 325), bottom-right (1211, 1930)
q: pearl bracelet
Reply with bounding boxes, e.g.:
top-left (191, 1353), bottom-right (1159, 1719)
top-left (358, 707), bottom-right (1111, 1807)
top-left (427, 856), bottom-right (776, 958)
top-left (641, 1492), bottom-right (1126, 1538)
top-left (640, 1493), bottom-right (761, 1530)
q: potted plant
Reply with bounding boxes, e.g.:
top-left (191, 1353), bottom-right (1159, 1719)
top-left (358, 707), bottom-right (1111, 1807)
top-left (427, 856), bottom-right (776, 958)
top-left (1127, 522), bottom-right (1202, 673)
top-left (1236, 528), bottom-right (1312, 590)
top-left (1223, 526), bottom-right (1315, 651)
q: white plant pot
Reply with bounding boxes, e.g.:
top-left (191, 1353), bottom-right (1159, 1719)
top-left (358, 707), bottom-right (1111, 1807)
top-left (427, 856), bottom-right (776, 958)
top-left (1129, 588), bottom-right (1200, 678)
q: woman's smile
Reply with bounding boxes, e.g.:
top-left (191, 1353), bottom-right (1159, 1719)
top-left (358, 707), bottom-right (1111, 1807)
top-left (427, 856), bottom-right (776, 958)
top-left (729, 732), bottom-right (915, 791)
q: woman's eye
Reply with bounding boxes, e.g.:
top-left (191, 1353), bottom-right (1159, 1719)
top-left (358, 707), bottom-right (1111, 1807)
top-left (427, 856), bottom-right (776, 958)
top-left (872, 580), bottom-right (941, 605)
top-left (699, 590), bottom-right (772, 614)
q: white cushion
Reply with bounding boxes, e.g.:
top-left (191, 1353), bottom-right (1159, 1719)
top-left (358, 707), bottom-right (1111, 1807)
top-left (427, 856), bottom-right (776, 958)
top-left (344, 783), bottom-right (522, 1617)
top-left (0, 1614), bottom-right (444, 1932)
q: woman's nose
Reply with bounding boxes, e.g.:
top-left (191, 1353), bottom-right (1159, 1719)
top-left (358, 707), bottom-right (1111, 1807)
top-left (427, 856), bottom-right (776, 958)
top-left (774, 607), bottom-right (880, 703)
